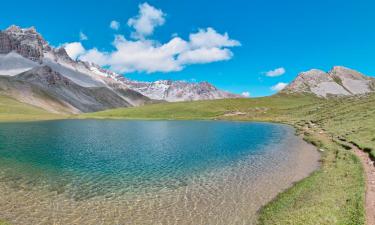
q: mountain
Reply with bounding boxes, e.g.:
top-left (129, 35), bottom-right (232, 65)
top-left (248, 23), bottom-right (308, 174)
top-left (120, 79), bottom-right (239, 102)
top-left (0, 25), bottom-right (240, 113)
top-left (282, 66), bottom-right (375, 97)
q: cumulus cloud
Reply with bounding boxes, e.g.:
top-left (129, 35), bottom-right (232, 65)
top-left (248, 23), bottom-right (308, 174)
top-left (63, 3), bottom-right (240, 74)
top-left (271, 82), bottom-right (288, 91)
top-left (265, 67), bottom-right (286, 77)
top-left (110, 20), bottom-right (120, 30)
top-left (63, 42), bottom-right (86, 60)
top-left (79, 48), bottom-right (108, 66)
top-left (241, 92), bottom-right (250, 97)
top-left (189, 28), bottom-right (240, 48)
top-left (106, 36), bottom-right (186, 73)
top-left (178, 47), bottom-right (233, 65)
top-left (67, 27), bottom-right (239, 73)
top-left (79, 31), bottom-right (88, 41)
top-left (127, 2), bottom-right (166, 39)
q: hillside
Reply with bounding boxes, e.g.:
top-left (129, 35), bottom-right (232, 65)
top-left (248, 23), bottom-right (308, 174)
top-left (0, 95), bottom-right (66, 122)
top-left (83, 94), bottom-right (320, 120)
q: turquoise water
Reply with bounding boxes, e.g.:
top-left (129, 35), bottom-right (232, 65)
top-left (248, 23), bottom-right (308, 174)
top-left (0, 120), bottom-right (285, 198)
top-left (0, 120), bottom-right (320, 224)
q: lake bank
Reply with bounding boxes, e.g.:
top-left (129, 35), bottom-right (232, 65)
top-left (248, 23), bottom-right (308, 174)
top-left (259, 122), bottom-right (366, 224)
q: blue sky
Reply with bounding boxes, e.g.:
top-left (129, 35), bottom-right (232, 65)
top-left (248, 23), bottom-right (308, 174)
top-left (1, 0), bottom-right (375, 97)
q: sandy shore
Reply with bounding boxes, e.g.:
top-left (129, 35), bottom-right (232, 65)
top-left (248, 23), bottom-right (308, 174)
top-left (0, 128), bottom-right (320, 225)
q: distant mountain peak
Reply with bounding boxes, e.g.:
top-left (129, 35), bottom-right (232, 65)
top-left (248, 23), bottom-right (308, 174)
top-left (329, 66), bottom-right (369, 80)
top-left (283, 66), bottom-right (375, 97)
top-left (6, 25), bottom-right (38, 34)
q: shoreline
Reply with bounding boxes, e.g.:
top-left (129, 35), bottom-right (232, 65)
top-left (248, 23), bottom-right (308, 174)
top-left (258, 121), bottom-right (366, 224)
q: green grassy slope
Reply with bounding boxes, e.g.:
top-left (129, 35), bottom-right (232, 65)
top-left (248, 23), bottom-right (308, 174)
top-left (83, 94), bottom-right (321, 121)
top-left (307, 95), bottom-right (375, 159)
top-left (257, 95), bottom-right (374, 224)
top-left (258, 126), bottom-right (365, 225)
top-left (0, 95), bottom-right (65, 122)
top-left (84, 93), bottom-right (375, 225)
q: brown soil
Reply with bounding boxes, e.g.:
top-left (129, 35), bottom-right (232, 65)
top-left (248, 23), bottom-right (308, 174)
top-left (351, 144), bottom-right (375, 225)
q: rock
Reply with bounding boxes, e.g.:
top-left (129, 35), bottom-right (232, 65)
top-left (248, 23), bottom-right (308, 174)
top-left (282, 66), bottom-right (375, 97)
top-left (121, 79), bottom-right (242, 102)
top-left (0, 25), bottom-right (47, 62)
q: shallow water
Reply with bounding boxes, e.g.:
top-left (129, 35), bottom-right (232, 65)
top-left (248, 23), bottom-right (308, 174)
top-left (0, 120), bottom-right (319, 225)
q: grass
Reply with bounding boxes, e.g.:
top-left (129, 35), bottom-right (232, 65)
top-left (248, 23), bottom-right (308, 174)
top-left (83, 94), bottom-right (321, 121)
top-left (258, 127), bottom-right (365, 225)
top-left (0, 95), bottom-right (66, 122)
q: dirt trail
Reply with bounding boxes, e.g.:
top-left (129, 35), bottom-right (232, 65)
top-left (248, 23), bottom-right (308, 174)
top-left (306, 121), bottom-right (375, 225)
top-left (350, 144), bottom-right (375, 225)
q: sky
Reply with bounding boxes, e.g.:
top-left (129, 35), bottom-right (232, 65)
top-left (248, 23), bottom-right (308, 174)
top-left (1, 0), bottom-right (375, 97)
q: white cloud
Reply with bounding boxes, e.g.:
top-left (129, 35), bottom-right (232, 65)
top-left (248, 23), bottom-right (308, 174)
top-left (127, 2), bottom-right (166, 39)
top-left (63, 42), bottom-right (86, 60)
top-left (178, 47), bottom-right (232, 65)
top-left (63, 4), bottom-right (240, 74)
top-left (189, 28), bottom-right (240, 48)
top-left (110, 20), bottom-right (120, 30)
top-left (69, 27), bottom-right (239, 73)
top-left (271, 82), bottom-right (288, 91)
top-left (106, 35), bottom-right (186, 73)
top-left (241, 92), bottom-right (250, 97)
top-left (265, 67), bottom-right (286, 77)
top-left (79, 31), bottom-right (88, 41)
top-left (79, 48), bottom-right (108, 66)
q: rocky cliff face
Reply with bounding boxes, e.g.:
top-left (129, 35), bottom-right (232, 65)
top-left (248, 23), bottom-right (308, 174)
top-left (0, 25), bottom-right (240, 113)
top-left (283, 66), bottom-right (375, 97)
top-left (0, 25), bottom-right (47, 62)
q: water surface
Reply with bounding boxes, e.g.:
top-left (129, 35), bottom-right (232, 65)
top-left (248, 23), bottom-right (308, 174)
top-left (0, 120), bottom-right (319, 224)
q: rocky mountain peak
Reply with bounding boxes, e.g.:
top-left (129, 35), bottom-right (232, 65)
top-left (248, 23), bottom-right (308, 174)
top-left (53, 47), bottom-right (73, 62)
top-left (0, 25), bottom-right (48, 62)
top-left (5, 25), bottom-right (38, 35)
top-left (329, 66), bottom-right (368, 80)
top-left (283, 66), bottom-right (375, 97)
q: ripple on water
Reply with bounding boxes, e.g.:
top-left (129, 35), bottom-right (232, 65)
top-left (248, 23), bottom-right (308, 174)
top-left (0, 120), bottom-right (319, 225)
